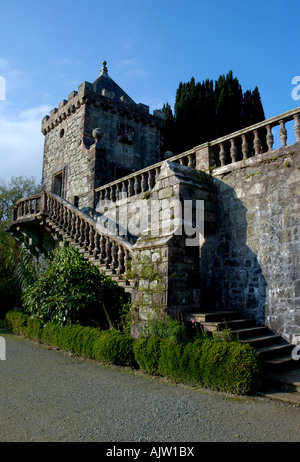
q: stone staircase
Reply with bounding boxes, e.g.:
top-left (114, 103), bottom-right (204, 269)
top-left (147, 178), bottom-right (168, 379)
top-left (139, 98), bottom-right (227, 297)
top-left (9, 191), bottom-right (135, 294)
top-left (43, 216), bottom-right (135, 294)
top-left (184, 310), bottom-right (299, 374)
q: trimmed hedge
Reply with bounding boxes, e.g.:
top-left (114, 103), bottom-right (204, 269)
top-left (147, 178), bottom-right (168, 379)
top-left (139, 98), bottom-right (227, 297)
top-left (133, 335), bottom-right (261, 395)
top-left (133, 335), bottom-right (162, 375)
top-left (5, 311), bottom-right (262, 395)
top-left (158, 338), bottom-right (262, 395)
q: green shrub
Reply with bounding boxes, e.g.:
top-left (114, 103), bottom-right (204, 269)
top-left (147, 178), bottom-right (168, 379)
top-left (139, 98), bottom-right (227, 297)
top-left (22, 242), bottom-right (129, 328)
top-left (23, 316), bottom-right (44, 340)
top-left (93, 330), bottom-right (135, 366)
top-left (158, 337), bottom-right (261, 394)
top-left (5, 311), bottom-right (262, 395)
top-left (5, 310), bottom-right (28, 335)
top-left (146, 316), bottom-right (189, 344)
top-left (133, 336), bottom-right (162, 375)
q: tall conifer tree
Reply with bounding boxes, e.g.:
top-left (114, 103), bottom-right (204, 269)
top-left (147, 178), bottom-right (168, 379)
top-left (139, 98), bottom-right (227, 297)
top-left (162, 71), bottom-right (265, 155)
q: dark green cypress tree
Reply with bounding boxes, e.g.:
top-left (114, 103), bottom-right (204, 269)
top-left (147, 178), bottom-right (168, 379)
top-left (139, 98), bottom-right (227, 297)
top-left (161, 71), bottom-right (265, 155)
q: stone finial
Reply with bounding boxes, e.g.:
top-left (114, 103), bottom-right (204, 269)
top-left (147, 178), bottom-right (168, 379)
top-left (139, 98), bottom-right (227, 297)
top-left (100, 60), bottom-right (108, 75)
top-left (92, 128), bottom-right (103, 143)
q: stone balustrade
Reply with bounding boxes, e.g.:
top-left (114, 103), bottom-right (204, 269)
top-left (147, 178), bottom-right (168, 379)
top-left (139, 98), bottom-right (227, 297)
top-left (13, 194), bottom-right (43, 221)
top-left (94, 150), bottom-right (197, 205)
top-left (94, 106), bottom-right (300, 204)
top-left (209, 107), bottom-right (300, 167)
top-left (12, 191), bottom-right (132, 276)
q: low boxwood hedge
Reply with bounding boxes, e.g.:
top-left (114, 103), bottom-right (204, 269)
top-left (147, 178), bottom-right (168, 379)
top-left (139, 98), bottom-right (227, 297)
top-left (5, 311), bottom-right (262, 395)
top-left (158, 337), bottom-right (261, 394)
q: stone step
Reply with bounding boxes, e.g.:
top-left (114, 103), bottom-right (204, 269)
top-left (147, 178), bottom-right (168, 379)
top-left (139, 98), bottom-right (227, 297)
top-left (262, 354), bottom-right (298, 373)
top-left (184, 310), bottom-right (244, 323)
top-left (184, 309), bottom-right (298, 374)
top-left (239, 333), bottom-right (283, 349)
top-left (195, 319), bottom-right (254, 333)
top-left (230, 325), bottom-right (270, 340)
top-left (256, 342), bottom-right (294, 360)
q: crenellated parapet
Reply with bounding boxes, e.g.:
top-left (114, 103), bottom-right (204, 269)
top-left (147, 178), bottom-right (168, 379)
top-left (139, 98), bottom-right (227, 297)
top-left (41, 80), bottom-right (164, 136)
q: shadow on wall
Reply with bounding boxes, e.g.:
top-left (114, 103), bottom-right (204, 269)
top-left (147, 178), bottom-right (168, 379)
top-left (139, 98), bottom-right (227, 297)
top-left (200, 177), bottom-right (267, 326)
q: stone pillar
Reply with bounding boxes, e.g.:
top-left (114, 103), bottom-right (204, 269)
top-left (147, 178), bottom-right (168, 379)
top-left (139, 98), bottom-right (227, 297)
top-left (195, 143), bottom-right (211, 171)
top-left (130, 160), bottom-right (217, 337)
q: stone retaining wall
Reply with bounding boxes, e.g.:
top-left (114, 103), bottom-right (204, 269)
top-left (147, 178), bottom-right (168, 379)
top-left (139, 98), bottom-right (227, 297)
top-left (201, 142), bottom-right (300, 343)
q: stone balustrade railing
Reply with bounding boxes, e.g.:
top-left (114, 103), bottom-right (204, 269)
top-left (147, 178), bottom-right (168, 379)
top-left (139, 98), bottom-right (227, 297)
top-left (208, 107), bottom-right (300, 167)
top-left (12, 191), bottom-right (132, 276)
top-left (94, 149), bottom-right (197, 204)
top-left (94, 106), bottom-right (300, 203)
top-left (12, 194), bottom-right (43, 221)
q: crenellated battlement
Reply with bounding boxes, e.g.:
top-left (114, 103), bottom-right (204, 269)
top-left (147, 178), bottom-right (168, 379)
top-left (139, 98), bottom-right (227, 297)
top-left (41, 79), bottom-right (164, 135)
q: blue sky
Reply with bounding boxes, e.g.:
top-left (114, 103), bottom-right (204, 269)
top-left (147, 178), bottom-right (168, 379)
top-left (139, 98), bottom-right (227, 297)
top-left (0, 0), bottom-right (299, 183)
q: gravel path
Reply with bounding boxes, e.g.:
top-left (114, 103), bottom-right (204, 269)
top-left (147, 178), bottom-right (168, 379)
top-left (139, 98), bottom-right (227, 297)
top-left (1, 333), bottom-right (300, 443)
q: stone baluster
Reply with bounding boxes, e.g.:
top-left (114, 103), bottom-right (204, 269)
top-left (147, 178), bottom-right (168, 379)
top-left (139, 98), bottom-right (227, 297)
top-left (47, 195), bottom-right (52, 216)
top-left (100, 235), bottom-right (106, 263)
top-left (33, 198), bottom-right (37, 214)
top-left (89, 225), bottom-right (95, 252)
top-left (253, 130), bottom-right (261, 155)
top-left (134, 176), bottom-right (140, 195)
top-left (79, 218), bottom-right (85, 244)
top-left (128, 178), bottom-right (134, 197)
top-left (148, 170), bottom-right (154, 189)
top-left (124, 249), bottom-right (131, 275)
top-left (71, 212), bottom-right (76, 237)
top-left (94, 232), bottom-right (100, 257)
top-left (117, 245), bottom-right (125, 274)
top-left (179, 157), bottom-right (185, 165)
top-left (279, 120), bottom-right (287, 147)
top-left (188, 153), bottom-right (194, 168)
top-left (111, 241), bottom-right (118, 272)
top-left (75, 215), bottom-right (81, 242)
top-left (84, 222), bottom-right (90, 249)
top-left (141, 173), bottom-right (146, 192)
top-left (105, 238), bottom-right (112, 268)
top-left (53, 200), bottom-right (58, 223)
top-left (63, 207), bottom-right (68, 230)
top-left (110, 185), bottom-right (116, 202)
top-left (60, 203), bottom-right (65, 228)
top-left (155, 167), bottom-right (160, 182)
top-left (122, 179), bottom-right (127, 198)
top-left (294, 114), bottom-right (300, 142)
top-left (53, 200), bottom-right (59, 224)
top-left (24, 200), bottom-right (28, 215)
top-left (230, 139), bottom-right (237, 163)
top-left (241, 135), bottom-right (249, 159)
top-left (219, 143), bottom-right (226, 166)
top-left (266, 125), bottom-right (274, 151)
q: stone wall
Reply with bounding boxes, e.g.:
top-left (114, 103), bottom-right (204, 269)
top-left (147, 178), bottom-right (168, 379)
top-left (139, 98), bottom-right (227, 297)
top-left (201, 142), bottom-right (300, 343)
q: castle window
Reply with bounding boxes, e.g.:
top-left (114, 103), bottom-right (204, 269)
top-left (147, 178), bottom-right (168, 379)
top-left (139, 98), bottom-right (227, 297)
top-left (53, 171), bottom-right (63, 197)
top-left (60, 128), bottom-right (65, 138)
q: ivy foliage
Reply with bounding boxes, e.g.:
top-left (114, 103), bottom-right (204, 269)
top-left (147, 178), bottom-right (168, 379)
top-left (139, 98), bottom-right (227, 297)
top-left (22, 242), bottom-right (130, 328)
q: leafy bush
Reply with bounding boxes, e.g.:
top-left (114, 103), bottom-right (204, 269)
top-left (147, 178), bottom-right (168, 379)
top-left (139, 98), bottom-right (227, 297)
top-left (22, 242), bottom-right (129, 328)
top-left (93, 330), bottom-right (135, 366)
top-left (133, 336), bottom-right (162, 375)
top-left (146, 316), bottom-right (189, 344)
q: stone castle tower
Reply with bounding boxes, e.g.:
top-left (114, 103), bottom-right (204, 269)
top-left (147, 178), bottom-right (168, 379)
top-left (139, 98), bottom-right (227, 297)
top-left (41, 61), bottom-right (164, 211)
